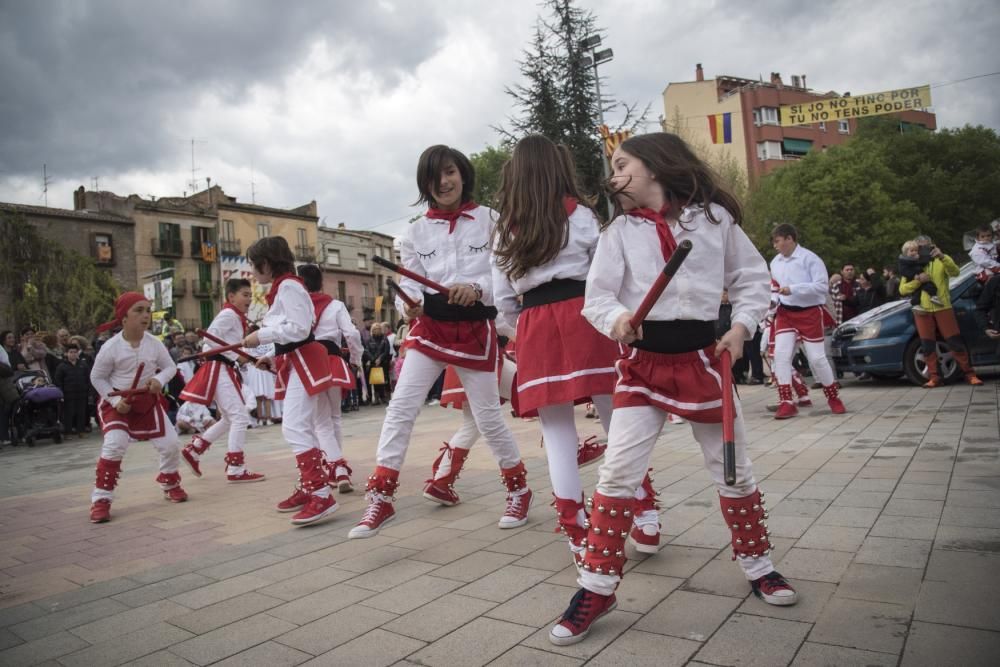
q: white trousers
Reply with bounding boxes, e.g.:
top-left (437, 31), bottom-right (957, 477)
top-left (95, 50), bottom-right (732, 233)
top-left (580, 402), bottom-right (773, 594)
top-left (314, 387), bottom-right (344, 462)
top-left (200, 373), bottom-right (250, 453)
top-left (376, 349), bottom-right (520, 471)
top-left (773, 333), bottom-right (835, 387)
top-left (448, 404), bottom-right (479, 450)
top-left (281, 371), bottom-right (330, 456)
top-left (92, 419), bottom-right (180, 502)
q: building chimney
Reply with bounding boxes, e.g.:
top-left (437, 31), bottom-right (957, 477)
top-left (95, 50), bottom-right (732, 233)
top-left (338, 222), bottom-right (346, 229)
top-left (770, 72), bottom-right (783, 87)
top-left (695, 63), bottom-right (704, 82)
top-left (801, 74), bottom-right (807, 89)
top-left (74, 186), bottom-right (85, 211)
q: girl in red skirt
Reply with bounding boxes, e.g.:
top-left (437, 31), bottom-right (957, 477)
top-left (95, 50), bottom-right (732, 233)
top-left (491, 135), bottom-right (660, 563)
top-left (242, 237), bottom-right (339, 526)
top-left (549, 132), bottom-right (798, 646)
top-left (89, 293), bottom-right (187, 523)
top-left (349, 144), bottom-right (533, 539)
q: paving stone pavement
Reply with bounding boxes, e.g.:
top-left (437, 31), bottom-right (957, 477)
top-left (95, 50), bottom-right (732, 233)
top-left (0, 377), bottom-right (997, 665)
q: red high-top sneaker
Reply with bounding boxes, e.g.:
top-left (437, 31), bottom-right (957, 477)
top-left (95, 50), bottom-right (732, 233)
top-left (499, 462), bottom-right (532, 528)
top-left (348, 467), bottom-right (399, 539)
top-left (549, 588), bottom-right (618, 646)
top-left (576, 436), bottom-right (606, 468)
top-left (422, 443), bottom-right (469, 506)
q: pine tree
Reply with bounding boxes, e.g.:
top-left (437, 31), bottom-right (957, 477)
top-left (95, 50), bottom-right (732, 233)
top-left (499, 0), bottom-right (647, 209)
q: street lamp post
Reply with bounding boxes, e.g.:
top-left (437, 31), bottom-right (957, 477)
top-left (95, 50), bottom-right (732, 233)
top-left (580, 35), bottom-right (614, 219)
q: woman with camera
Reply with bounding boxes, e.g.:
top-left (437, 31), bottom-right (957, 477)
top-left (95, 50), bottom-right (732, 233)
top-left (899, 235), bottom-right (983, 387)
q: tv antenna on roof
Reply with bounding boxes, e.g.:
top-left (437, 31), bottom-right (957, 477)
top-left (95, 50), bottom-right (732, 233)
top-left (41, 164), bottom-right (52, 206)
top-left (187, 138), bottom-right (207, 195)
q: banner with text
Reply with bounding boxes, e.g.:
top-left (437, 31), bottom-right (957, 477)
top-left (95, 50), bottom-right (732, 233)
top-left (780, 85), bottom-right (931, 127)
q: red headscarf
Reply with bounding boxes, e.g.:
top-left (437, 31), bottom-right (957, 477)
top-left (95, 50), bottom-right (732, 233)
top-left (426, 200), bottom-right (478, 234)
top-left (96, 291), bottom-right (149, 332)
top-left (628, 204), bottom-right (677, 262)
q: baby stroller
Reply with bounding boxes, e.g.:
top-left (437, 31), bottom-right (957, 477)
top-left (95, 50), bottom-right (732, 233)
top-left (10, 371), bottom-right (64, 446)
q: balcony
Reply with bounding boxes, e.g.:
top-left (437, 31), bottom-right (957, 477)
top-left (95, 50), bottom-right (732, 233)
top-left (220, 238), bottom-right (241, 256)
top-left (151, 237), bottom-right (183, 257)
top-left (191, 239), bottom-right (218, 262)
top-left (171, 278), bottom-right (187, 297)
top-left (192, 280), bottom-right (219, 298)
top-left (295, 244), bottom-right (316, 263)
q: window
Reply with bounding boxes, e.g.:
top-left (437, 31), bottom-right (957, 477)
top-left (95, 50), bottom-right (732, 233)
top-left (325, 247), bottom-right (340, 266)
top-left (160, 260), bottom-right (175, 271)
top-left (94, 233), bottom-right (113, 263)
top-left (756, 141), bottom-right (783, 161)
top-left (358, 253), bottom-right (368, 269)
top-left (782, 138), bottom-right (812, 158)
top-left (257, 221), bottom-right (270, 239)
top-left (199, 301), bottom-right (214, 329)
top-left (297, 228), bottom-right (307, 247)
top-left (363, 283), bottom-right (371, 299)
top-left (753, 107), bottom-right (779, 125)
top-left (337, 281), bottom-right (347, 302)
top-left (818, 121), bottom-right (826, 132)
top-left (838, 120), bottom-right (850, 134)
top-left (159, 222), bottom-right (180, 242)
top-left (221, 219), bottom-right (235, 240)
top-left (377, 274), bottom-right (384, 293)
top-left (752, 109), bottom-right (761, 126)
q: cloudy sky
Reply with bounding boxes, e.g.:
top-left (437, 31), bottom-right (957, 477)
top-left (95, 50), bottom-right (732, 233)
top-left (1, 0), bottom-right (998, 238)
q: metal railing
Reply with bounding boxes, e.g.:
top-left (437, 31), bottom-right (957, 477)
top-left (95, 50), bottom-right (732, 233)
top-left (151, 237), bottom-right (183, 257)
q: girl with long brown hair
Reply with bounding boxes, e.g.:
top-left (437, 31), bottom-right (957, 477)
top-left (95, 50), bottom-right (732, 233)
top-left (492, 134), bottom-right (660, 568)
top-left (550, 132), bottom-right (797, 645)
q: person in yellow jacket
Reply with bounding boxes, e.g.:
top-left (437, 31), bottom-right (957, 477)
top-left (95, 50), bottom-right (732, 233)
top-left (899, 235), bottom-right (983, 387)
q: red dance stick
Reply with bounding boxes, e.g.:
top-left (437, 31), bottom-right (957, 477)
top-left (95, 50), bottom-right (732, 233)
top-left (720, 349), bottom-right (737, 486)
top-left (628, 240), bottom-right (693, 332)
top-left (109, 387), bottom-right (150, 398)
top-left (177, 342), bottom-right (246, 363)
top-left (117, 362), bottom-right (146, 403)
top-left (386, 278), bottom-right (418, 308)
top-left (196, 328), bottom-right (260, 363)
top-left (372, 255), bottom-right (450, 295)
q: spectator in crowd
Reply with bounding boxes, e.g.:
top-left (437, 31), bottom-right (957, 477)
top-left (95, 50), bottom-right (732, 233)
top-left (969, 225), bottom-right (1000, 338)
top-left (2, 330), bottom-right (28, 372)
top-left (837, 264), bottom-right (860, 322)
top-left (882, 266), bottom-right (901, 300)
top-left (829, 274), bottom-right (844, 326)
top-left (898, 239), bottom-right (943, 308)
top-left (715, 289), bottom-right (732, 340)
top-left (184, 330), bottom-right (200, 350)
top-left (55, 343), bottom-right (90, 437)
top-left (54, 328), bottom-right (72, 358)
top-left (899, 235), bottom-right (983, 387)
top-left (0, 341), bottom-right (16, 445)
top-left (175, 401), bottom-right (217, 435)
top-left (365, 322), bottom-right (391, 405)
top-left (856, 268), bottom-right (886, 314)
top-left (168, 331), bottom-right (186, 361)
top-left (18, 327), bottom-right (36, 361)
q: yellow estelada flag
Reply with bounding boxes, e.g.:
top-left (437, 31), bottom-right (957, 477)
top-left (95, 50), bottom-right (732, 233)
top-left (374, 295), bottom-right (383, 314)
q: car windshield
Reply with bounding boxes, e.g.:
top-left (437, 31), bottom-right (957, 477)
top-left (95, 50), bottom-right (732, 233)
top-left (953, 262), bottom-right (977, 288)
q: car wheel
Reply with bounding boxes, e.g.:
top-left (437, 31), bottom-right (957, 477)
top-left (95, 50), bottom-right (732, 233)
top-left (903, 338), bottom-right (961, 386)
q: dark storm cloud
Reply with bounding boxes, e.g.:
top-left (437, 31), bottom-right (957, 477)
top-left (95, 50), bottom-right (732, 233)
top-left (0, 0), bottom-right (445, 177)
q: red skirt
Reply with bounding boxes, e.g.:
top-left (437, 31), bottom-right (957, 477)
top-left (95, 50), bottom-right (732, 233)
top-left (774, 305), bottom-right (829, 343)
top-left (612, 344), bottom-right (726, 424)
top-left (439, 354), bottom-right (516, 409)
top-left (512, 296), bottom-right (619, 418)
top-left (275, 341), bottom-right (336, 400)
top-left (98, 393), bottom-right (170, 440)
top-left (180, 360), bottom-right (244, 405)
top-left (327, 355), bottom-right (355, 391)
top-left (402, 317), bottom-right (498, 372)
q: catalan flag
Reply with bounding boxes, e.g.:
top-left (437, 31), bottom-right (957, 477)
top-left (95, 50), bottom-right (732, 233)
top-left (599, 124), bottom-right (632, 158)
top-left (707, 112), bottom-right (732, 144)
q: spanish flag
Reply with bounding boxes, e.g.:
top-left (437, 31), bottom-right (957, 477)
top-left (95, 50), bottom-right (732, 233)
top-left (707, 113), bottom-right (732, 144)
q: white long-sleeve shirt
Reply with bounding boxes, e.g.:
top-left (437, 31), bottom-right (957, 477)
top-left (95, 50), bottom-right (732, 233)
top-left (201, 307), bottom-right (245, 362)
top-left (970, 241), bottom-right (1000, 271)
top-left (90, 331), bottom-right (177, 407)
top-left (769, 244), bottom-right (830, 308)
top-left (493, 205), bottom-right (601, 336)
top-left (395, 206), bottom-right (496, 313)
top-left (256, 279), bottom-right (314, 347)
top-left (584, 204), bottom-right (769, 340)
top-left (315, 299), bottom-right (364, 366)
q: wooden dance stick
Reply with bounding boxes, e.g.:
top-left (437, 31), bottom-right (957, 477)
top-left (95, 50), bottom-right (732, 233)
top-left (372, 255), bottom-right (450, 295)
top-left (176, 342), bottom-right (246, 363)
top-left (720, 349), bottom-right (737, 486)
top-left (195, 328), bottom-right (260, 364)
top-left (386, 278), bottom-right (418, 308)
top-left (627, 240), bottom-right (693, 332)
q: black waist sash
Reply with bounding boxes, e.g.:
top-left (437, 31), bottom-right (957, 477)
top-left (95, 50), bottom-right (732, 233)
top-left (423, 292), bottom-right (498, 322)
top-left (522, 279), bottom-right (586, 309)
top-left (206, 354), bottom-right (237, 368)
top-left (631, 320), bottom-right (717, 354)
top-left (274, 334), bottom-right (316, 356)
top-left (778, 303), bottom-right (819, 312)
top-left (317, 339), bottom-right (345, 358)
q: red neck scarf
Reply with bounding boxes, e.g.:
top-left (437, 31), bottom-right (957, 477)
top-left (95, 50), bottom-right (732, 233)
top-left (222, 302), bottom-right (249, 334)
top-left (426, 201), bottom-right (478, 234)
top-left (563, 196), bottom-right (578, 216)
top-left (629, 204), bottom-right (677, 261)
top-left (265, 274), bottom-right (303, 307)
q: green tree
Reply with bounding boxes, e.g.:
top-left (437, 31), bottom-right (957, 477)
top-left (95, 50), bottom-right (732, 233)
top-left (499, 0), bottom-right (646, 207)
top-left (746, 121), bottom-right (1000, 271)
top-left (0, 213), bottom-right (119, 333)
top-left (469, 144), bottom-right (512, 208)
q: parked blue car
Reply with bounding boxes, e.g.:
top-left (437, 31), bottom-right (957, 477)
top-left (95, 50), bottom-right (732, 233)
top-left (831, 263), bottom-right (1000, 385)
